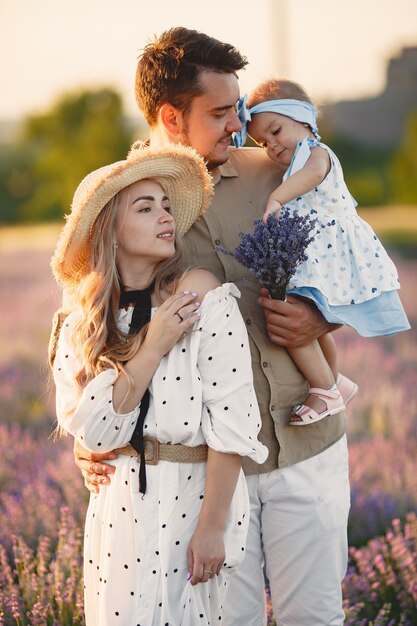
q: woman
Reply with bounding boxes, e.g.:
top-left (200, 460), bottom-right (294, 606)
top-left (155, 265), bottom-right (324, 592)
top-left (51, 144), bottom-right (268, 625)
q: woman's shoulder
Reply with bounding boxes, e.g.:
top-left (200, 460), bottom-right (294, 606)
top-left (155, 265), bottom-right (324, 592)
top-left (176, 268), bottom-right (221, 301)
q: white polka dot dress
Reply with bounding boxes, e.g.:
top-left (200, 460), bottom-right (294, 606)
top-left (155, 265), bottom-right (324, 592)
top-left (54, 283), bottom-right (268, 625)
top-left (283, 138), bottom-right (409, 336)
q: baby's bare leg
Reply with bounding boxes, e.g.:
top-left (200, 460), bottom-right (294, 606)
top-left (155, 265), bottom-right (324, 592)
top-left (288, 340), bottom-right (336, 414)
top-left (318, 333), bottom-right (338, 379)
top-left (289, 339), bottom-right (334, 389)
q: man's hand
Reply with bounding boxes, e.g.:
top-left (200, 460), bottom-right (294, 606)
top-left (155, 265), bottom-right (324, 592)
top-left (73, 440), bottom-right (117, 494)
top-left (258, 289), bottom-right (339, 348)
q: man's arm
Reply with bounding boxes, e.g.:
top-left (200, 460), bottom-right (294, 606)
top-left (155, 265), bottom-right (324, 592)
top-left (258, 289), bottom-right (340, 348)
top-left (73, 440), bottom-right (117, 493)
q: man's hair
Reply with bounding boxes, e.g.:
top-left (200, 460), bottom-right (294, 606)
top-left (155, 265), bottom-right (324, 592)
top-left (248, 78), bottom-right (314, 108)
top-left (136, 27), bottom-right (247, 126)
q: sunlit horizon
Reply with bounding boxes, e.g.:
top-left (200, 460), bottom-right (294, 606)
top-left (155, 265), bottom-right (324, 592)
top-left (1, 0), bottom-right (417, 122)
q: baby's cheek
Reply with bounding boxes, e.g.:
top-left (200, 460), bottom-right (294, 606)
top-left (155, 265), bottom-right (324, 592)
top-left (267, 147), bottom-right (280, 164)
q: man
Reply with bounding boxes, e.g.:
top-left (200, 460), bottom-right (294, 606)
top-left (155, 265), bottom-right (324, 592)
top-left (75, 27), bottom-right (350, 626)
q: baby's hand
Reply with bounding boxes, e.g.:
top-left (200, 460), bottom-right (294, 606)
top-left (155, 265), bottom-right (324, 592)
top-left (262, 197), bottom-right (282, 223)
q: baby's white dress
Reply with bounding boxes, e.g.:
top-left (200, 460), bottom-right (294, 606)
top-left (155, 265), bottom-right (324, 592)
top-left (286, 138), bottom-right (409, 336)
top-left (54, 283), bottom-right (268, 626)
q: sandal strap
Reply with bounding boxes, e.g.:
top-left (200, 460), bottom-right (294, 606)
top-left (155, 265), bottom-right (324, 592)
top-left (290, 386), bottom-right (345, 425)
top-left (308, 386), bottom-right (341, 400)
top-left (291, 403), bottom-right (321, 422)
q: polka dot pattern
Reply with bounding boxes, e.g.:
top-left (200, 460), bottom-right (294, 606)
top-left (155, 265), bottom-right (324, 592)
top-left (54, 284), bottom-right (266, 624)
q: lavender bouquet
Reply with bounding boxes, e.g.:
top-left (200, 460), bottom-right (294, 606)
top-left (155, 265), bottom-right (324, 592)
top-left (233, 208), bottom-right (318, 300)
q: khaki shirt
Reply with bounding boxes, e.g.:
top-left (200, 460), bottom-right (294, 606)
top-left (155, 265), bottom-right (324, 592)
top-left (183, 147), bottom-right (346, 475)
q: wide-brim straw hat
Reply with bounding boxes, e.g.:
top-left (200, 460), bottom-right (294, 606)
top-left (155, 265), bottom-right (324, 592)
top-left (51, 143), bottom-right (214, 287)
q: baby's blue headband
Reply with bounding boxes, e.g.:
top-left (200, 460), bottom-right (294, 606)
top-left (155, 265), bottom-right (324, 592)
top-left (233, 95), bottom-right (320, 148)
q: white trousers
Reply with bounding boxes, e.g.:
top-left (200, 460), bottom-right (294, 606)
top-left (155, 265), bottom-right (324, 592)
top-left (223, 436), bottom-right (350, 626)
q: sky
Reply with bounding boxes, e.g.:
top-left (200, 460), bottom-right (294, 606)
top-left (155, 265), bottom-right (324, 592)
top-left (2, 0), bottom-right (417, 121)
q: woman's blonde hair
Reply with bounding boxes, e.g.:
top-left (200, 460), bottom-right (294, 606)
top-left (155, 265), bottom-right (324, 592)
top-left (70, 191), bottom-right (184, 399)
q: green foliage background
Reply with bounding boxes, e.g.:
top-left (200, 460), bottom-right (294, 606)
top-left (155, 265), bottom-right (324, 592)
top-left (0, 88), bottom-right (134, 224)
top-left (321, 112), bottom-right (417, 208)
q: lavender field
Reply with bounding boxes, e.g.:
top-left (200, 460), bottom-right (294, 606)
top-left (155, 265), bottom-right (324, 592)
top-left (0, 226), bottom-right (416, 625)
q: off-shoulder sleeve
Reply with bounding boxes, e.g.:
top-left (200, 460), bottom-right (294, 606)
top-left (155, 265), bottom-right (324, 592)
top-left (53, 310), bottom-right (140, 452)
top-left (198, 283), bottom-right (268, 464)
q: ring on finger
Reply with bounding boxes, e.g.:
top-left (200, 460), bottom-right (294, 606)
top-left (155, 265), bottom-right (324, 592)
top-left (176, 311), bottom-right (184, 321)
top-left (203, 570), bottom-right (212, 574)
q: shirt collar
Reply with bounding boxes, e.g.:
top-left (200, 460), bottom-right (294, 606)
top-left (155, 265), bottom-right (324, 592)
top-left (210, 157), bottom-right (238, 185)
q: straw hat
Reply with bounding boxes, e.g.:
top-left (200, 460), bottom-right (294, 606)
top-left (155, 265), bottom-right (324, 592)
top-left (51, 143), bottom-right (214, 287)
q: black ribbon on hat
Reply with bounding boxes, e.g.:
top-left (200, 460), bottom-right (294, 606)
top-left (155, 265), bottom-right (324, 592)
top-left (119, 279), bottom-right (155, 494)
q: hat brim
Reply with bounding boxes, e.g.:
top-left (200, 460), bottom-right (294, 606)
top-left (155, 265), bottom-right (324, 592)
top-left (51, 144), bottom-right (213, 287)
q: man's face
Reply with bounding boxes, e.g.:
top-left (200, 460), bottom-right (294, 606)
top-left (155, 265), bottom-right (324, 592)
top-left (179, 71), bottom-right (241, 170)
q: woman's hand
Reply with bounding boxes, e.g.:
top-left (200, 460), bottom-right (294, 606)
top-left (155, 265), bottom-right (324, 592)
top-left (187, 527), bottom-right (225, 585)
top-left (113, 291), bottom-right (201, 413)
top-left (186, 450), bottom-right (241, 585)
top-left (143, 291), bottom-right (200, 359)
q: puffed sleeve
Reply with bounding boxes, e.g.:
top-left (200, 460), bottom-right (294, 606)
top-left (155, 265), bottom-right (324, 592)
top-left (53, 310), bottom-right (140, 452)
top-left (198, 284), bottom-right (268, 464)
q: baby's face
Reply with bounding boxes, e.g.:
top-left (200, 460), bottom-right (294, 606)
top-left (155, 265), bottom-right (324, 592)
top-left (248, 112), bottom-right (312, 169)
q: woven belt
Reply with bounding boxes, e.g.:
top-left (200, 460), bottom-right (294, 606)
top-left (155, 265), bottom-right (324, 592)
top-left (114, 436), bottom-right (208, 465)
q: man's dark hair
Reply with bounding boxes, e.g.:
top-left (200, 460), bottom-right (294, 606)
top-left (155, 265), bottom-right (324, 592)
top-left (135, 27), bottom-right (247, 126)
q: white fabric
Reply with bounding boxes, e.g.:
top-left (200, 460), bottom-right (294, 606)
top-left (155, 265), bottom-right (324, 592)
top-left (223, 436), bottom-right (350, 626)
top-left (285, 139), bottom-right (401, 305)
top-left (54, 283), bottom-right (268, 625)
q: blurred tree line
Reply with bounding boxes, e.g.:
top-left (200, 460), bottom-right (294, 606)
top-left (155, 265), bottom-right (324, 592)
top-left (320, 110), bottom-right (417, 207)
top-left (0, 87), bottom-right (416, 225)
top-left (0, 88), bottom-right (135, 224)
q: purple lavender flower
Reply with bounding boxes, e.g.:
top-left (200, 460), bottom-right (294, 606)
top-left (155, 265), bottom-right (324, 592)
top-left (233, 208), bottom-right (318, 300)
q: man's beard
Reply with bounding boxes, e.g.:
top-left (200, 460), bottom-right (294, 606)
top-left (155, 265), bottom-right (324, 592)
top-left (179, 128), bottom-right (230, 172)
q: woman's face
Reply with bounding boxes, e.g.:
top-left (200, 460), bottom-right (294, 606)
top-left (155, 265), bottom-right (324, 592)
top-left (115, 179), bottom-right (176, 273)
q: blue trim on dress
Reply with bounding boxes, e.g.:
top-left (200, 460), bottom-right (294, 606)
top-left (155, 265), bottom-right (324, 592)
top-left (288, 286), bottom-right (410, 337)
